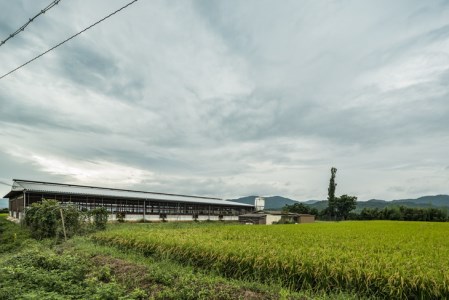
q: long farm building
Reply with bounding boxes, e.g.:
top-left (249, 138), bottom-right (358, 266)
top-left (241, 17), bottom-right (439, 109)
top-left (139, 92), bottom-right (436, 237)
top-left (4, 179), bottom-right (254, 221)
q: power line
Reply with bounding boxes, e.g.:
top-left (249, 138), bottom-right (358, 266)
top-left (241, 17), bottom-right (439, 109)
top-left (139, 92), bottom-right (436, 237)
top-left (0, 0), bottom-right (139, 81)
top-left (0, 181), bottom-right (12, 187)
top-left (0, 0), bottom-right (63, 47)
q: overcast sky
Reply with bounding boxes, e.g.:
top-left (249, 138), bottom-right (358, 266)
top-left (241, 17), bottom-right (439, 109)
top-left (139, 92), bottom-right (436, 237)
top-left (1, 0), bottom-right (448, 203)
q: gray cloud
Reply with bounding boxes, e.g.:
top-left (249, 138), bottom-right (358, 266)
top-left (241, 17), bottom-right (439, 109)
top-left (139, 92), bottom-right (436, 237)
top-left (0, 0), bottom-right (448, 201)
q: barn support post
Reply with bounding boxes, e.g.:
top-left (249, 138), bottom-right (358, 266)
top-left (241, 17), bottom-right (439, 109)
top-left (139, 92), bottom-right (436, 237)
top-left (23, 191), bottom-right (26, 220)
top-left (59, 208), bottom-right (67, 241)
top-left (143, 199), bottom-right (146, 223)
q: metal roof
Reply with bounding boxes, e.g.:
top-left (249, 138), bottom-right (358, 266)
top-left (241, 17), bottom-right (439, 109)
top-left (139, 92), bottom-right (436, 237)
top-left (238, 213), bottom-right (267, 218)
top-left (240, 211), bottom-right (314, 217)
top-left (4, 179), bottom-right (253, 207)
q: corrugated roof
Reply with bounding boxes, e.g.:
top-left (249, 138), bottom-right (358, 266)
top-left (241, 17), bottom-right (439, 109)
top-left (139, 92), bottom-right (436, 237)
top-left (5, 179), bottom-right (253, 207)
top-left (253, 210), bottom-right (297, 215)
top-left (240, 211), bottom-right (314, 217)
top-left (238, 214), bottom-right (267, 218)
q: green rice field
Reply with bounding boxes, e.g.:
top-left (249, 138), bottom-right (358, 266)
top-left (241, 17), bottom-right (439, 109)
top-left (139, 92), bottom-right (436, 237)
top-left (93, 221), bottom-right (449, 299)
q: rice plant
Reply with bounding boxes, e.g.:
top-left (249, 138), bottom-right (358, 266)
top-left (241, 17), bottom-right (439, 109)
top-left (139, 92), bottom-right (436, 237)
top-left (92, 221), bottom-right (449, 299)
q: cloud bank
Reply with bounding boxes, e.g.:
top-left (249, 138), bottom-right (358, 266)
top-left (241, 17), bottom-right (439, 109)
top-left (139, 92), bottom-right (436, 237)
top-left (1, 0), bottom-right (448, 201)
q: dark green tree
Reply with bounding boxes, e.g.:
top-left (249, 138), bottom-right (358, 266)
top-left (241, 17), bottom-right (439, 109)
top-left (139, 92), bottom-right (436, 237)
top-left (335, 194), bottom-right (357, 220)
top-left (283, 203), bottom-right (310, 214)
top-left (309, 207), bottom-right (319, 216)
top-left (327, 167), bottom-right (337, 218)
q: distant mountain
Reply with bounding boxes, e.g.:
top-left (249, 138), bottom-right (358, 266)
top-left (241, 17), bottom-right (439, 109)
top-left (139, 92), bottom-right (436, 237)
top-left (302, 200), bottom-right (320, 205)
top-left (230, 195), bottom-right (449, 211)
top-left (228, 196), bottom-right (300, 209)
top-left (306, 195), bottom-right (449, 212)
top-left (393, 195), bottom-right (449, 207)
top-left (305, 200), bottom-right (328, 210)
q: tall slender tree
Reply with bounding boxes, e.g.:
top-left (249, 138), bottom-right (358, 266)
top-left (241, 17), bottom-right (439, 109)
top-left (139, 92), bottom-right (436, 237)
top-left (327, 167), bottom-right (337, 218)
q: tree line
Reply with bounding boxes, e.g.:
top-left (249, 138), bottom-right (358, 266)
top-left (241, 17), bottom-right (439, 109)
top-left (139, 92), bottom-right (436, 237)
top-left (284, 167), bottom-right (448, 222)
top-left (284, 203), bottom-right (449, 222)
top-left (355, 206), bottom-right (448, 221)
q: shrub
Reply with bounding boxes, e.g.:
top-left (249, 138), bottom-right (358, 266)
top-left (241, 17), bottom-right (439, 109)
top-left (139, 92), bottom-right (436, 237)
top-left (24, 199), bottom-right (108, 239)
top-left (116, 212), bottom-right (126, 223)
top-left (24, 199), bottom-right (62, 239)
top-left (0, 214), bottom-right (30, 253)
top-left (61, 204), bottom-right (82, 237)
top-left (91, 207), bottom-right (109, 230)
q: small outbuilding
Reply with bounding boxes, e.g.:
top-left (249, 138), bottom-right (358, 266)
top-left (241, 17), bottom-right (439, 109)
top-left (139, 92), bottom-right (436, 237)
top-left (238, 210), bottom-right (315, 225)
top-left (297, 214), bottom-right (315, 224)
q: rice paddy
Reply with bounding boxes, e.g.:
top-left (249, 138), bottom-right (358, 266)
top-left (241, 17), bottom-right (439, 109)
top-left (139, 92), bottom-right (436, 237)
top-left (92, 221), bottom-right (449, 299)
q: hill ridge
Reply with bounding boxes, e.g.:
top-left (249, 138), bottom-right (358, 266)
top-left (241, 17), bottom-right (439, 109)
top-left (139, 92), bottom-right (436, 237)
top-left (229, 194), bottom-right (449, 210)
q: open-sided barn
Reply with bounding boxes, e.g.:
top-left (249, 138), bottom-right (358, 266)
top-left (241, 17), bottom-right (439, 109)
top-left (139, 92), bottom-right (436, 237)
top-left (4, 179), bottom-right (254, 221)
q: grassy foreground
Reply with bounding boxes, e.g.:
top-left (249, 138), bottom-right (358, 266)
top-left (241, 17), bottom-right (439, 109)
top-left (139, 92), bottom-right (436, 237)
top-left (0, 214), bottom-right (356, 299)
top-left (93, 221), bottom-right (449, 299)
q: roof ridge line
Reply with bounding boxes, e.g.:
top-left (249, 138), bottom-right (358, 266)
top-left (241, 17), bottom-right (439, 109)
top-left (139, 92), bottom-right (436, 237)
top-left (12, 179), bottom-right (222, 200)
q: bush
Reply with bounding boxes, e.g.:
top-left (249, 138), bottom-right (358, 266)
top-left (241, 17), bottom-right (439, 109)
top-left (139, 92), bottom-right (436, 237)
top-left (0, 214), bottom-right (30, 253)
top-left (91, 207), bottom-right (108, 230)
top-left (61, 204), bottom-right (83, 237)
top-left (24, 199), bottom-right (63, 239)
top-left (0, 241), bottom-right (136, 299)
top-left (24, 199), bottom-right (109, 240)
top-left (116, 212), bottom-right (126, 223)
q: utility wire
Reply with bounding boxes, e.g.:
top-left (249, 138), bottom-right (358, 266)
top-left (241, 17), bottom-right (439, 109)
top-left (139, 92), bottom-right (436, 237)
top-left (0, 0), bottom-right (63, 47)
top-left (0, 0), bottom-right (139, 80)
top-left (0, 181), bottom-right (12, 187)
